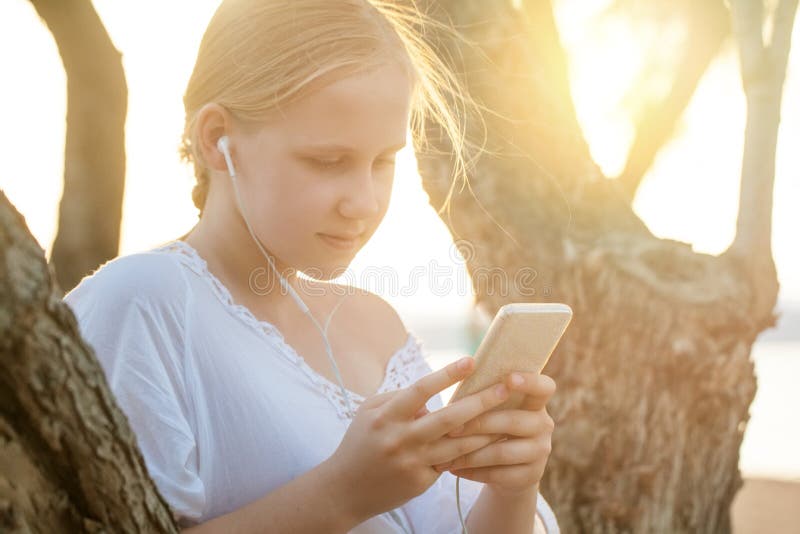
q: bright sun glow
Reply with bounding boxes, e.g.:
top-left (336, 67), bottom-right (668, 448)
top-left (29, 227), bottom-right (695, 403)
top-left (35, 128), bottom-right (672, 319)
top-left (2, 0), bottom-right (798, 304)
top-left (555, 0), bottom-right (800, 299)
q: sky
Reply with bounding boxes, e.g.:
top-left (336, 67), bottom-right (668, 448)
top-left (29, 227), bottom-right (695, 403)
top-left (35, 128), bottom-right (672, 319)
top-left (0, 0), bottom-right (798, 321)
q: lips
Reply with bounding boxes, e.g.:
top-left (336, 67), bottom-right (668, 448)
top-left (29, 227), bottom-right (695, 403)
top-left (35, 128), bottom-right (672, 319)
top-left (318, 232), bottom-right (363, 250)
top-left (324, 232), bottom-right (363, 240)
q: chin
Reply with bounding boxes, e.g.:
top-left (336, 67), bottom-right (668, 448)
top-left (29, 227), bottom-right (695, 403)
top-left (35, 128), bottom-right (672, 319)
top-left (299, 261), bottom-right (353, 282)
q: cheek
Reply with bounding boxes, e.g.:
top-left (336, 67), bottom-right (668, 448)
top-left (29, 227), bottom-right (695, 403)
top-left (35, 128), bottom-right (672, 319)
top-left (257, 160), bottom-right (310, 200)
top-left (254, 178), bottom-right (334, 237)
top-left (375, 179), bottom-right (394, 215)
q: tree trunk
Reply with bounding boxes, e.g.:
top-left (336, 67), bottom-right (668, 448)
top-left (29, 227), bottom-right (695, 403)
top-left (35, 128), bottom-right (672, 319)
top-left (30, 0), bottom-right (128, 293)
top-left (414, 0), bottom-right (792, 531)
top-left (0, 190), bottom-right (176, 532)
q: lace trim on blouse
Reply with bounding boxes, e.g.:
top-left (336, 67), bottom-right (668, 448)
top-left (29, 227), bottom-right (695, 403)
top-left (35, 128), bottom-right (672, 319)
top-left (153, 240), bottom-right (431, 420)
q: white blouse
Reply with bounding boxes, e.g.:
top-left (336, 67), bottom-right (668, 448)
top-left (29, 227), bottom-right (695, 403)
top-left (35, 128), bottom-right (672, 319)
top-left (63, 240), bottom-right (560, 533)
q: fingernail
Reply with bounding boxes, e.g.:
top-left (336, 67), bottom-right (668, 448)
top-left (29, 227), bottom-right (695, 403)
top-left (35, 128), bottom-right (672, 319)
top-left (511, 373), bottom-right (524, 387)
top-left (457, 357), bottom-right (471, 371)
top-left (495, 384), bottom-right (508, 398)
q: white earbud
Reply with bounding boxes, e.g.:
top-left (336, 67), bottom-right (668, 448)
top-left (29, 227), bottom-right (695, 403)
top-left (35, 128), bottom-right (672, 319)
top-left (215, 133), bottom-right (309, 314)
top-left (217, 135), bottom-right (237, 179)
top-left (216, 134), bottom-right (228, 153)
top-left (213, 133), bottom-right (411, 534)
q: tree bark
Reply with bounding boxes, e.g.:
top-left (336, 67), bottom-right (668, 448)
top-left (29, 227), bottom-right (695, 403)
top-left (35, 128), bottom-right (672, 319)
top-left (414, 0), bottom-right (792, 531)
top-left (29, 0), bottom-right (128, 294)
top-left (0, 189), bottom-right (176, 532)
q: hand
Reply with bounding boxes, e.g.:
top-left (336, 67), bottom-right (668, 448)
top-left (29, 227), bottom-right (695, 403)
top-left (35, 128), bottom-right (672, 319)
top-left (326, 357), bottom-right (514, 524)
top-left (434, 372), bottom-right (557, 497)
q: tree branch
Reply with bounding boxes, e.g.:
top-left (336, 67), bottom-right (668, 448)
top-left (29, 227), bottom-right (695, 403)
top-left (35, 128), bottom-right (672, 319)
top-left (726, 0), bottom-right (795, 316)
top-left (769, 0), bottom-right (799, 78)
top-left (29, 0), bottom-right (128, 293)
top-left (731, 0), bottom-right (765, 92)
top-left (616, 1), bottom-right (730, 200)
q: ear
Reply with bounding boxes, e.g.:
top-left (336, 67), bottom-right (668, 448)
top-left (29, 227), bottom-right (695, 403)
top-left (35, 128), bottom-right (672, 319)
top-left (195, 103), bottom-right (234, 175)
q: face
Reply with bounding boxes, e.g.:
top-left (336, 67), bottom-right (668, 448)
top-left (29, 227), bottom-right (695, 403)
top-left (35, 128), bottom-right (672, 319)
top-left (225, 62), bottom-right (413, 281)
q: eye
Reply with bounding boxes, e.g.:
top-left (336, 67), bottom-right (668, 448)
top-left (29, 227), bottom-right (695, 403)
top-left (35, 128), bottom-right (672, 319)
top-left (309, 157), bottom-right (343, 169)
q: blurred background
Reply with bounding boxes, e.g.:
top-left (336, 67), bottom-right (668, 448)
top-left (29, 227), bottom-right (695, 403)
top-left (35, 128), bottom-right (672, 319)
top-left (1, 0), bottom-right (797, 529)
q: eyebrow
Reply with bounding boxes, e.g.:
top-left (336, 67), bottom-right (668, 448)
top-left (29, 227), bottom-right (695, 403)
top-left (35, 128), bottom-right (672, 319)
top-left (303, 141), bottom-right (407, 153)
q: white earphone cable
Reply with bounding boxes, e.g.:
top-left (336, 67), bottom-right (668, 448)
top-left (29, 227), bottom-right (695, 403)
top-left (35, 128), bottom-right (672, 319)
top-left (219, 136), bottom-right (463, 534)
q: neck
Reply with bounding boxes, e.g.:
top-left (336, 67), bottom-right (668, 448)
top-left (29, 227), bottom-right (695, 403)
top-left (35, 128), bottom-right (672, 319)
top-left (183, 209), bottom-right (304, 310)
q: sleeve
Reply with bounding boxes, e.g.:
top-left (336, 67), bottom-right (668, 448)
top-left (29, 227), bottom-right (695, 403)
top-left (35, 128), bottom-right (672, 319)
top-left (536, 496), bottom-right (560, 533)
top-left (402, 335), bottom-right (560, 533)
top-left (63, 257), bottom-right (206, 525)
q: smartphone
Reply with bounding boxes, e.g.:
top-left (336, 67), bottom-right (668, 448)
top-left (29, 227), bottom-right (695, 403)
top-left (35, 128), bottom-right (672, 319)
top-left (447, 303), bottom-right (572, 411)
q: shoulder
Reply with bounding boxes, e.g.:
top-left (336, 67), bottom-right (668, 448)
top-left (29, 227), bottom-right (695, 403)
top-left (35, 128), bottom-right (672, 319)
top-left (64, 250), bottom-right (190, 316)
top-left (344, 286), bottom-right (413, 355)
top-left (61, 251), bottom-right (193, 371)
top-left (308, 280), bottom-right (410, 349)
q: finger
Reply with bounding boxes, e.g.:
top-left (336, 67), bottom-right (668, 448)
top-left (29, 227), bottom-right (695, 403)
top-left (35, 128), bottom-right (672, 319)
top-left (361, 389), bottom-right (400, 410)
top-left (424, 433), bottom-right (500, 467)
top-left (449, 462), bottom-right (544, 488)
top-left (408, 380), bottom-right (512, 443)
top-left (414, 405), bottom-right (430, 420)
top-left (448, 409), bottom-right (547, 438)
top-left (385, 356), bottom-right (474, 417)
top-left (447, 437), bottom-right (548, 470)
top-left (509, 373), bottom-right (557, 411)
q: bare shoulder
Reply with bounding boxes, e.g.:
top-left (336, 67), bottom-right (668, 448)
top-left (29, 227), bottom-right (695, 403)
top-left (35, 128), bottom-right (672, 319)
top-left (311, 280), bottom-right (410, 350)
top-left (348, 287), bottom-right (410, 346)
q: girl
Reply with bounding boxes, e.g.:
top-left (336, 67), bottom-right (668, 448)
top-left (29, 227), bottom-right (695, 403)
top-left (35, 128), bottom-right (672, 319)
top-left (64, 1), bottom-right (560, 532)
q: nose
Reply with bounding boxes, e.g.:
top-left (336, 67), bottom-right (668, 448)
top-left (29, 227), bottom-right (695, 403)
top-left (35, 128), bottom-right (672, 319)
top-left (338, 169), bottom-right (382, 219)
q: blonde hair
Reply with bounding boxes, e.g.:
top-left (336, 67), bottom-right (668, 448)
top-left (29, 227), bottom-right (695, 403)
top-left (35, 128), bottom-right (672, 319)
top-left (179, 0), bottom-right (485, 218)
